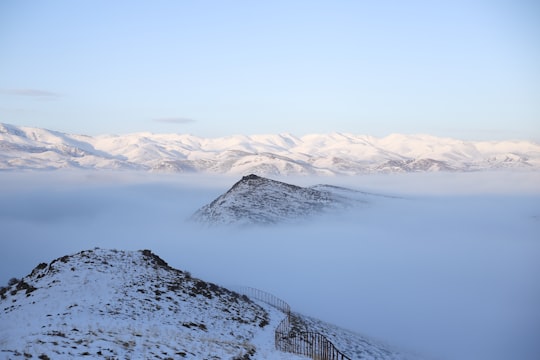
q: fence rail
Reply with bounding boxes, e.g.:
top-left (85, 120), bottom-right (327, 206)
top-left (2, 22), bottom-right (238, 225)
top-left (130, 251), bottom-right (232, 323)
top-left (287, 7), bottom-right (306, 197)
top-left (236, 287), bottom-right (352, 360)
top-left (236, 286), bottom-right (290, 316)
top-left (276, 329), bottom-right (351, 360)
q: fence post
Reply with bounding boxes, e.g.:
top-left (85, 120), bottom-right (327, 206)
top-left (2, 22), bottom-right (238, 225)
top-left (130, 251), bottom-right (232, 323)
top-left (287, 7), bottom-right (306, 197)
top-left (235, 287), bottom-right (352, 360)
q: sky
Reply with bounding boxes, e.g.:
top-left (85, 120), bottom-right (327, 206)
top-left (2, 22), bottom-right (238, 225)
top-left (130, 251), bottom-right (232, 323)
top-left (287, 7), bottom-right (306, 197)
top-left (0, 0), bottom-right (539, 140)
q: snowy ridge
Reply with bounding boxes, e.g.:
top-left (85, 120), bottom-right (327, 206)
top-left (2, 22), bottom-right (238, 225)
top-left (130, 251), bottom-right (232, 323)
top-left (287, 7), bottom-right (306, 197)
top-left (1, 123), bottom-right (539, 174)
top-left (191, 174), bottom-right (362, 225)
top-left (0, 249), bottom-right (278, 359)
top-left (0, 249), bottom-right (424, 359)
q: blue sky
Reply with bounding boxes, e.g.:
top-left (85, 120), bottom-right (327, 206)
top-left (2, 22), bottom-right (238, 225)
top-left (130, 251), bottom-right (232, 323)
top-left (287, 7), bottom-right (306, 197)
top-left (1, 0), bottom-right (539, 140)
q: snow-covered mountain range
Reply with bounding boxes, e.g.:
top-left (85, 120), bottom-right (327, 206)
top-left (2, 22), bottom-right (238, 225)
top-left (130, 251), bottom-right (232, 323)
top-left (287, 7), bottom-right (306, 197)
top-left (192, 174), bottom-right (367, 225)
top-left (1, 123), bottom-right (539, 175)
top-left (1, 248), bottom-right (419, 359)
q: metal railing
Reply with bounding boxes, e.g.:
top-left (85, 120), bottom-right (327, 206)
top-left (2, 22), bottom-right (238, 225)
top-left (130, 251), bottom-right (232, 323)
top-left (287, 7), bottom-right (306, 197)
top-left (237, 286), bottom-right (291, 316)
top-left (236, 287), bottom-right (352, 360)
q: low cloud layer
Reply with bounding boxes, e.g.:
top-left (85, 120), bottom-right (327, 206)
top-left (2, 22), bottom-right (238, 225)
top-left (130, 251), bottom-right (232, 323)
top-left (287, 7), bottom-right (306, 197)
top-left (1, 171), bottom-right (539, 360)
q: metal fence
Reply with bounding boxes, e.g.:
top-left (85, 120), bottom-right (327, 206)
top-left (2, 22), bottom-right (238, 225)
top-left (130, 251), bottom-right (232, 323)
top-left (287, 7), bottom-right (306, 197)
top-left (276, 328), bottom-right (352, 360)
top-left (236, 287), bottom-right (352, 360)
top-left (236, 286), bottom-right (291, 316)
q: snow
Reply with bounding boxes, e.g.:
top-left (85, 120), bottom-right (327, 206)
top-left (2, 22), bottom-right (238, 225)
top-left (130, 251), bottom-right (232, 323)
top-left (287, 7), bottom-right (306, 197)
top-left (0, 248), bottom-right (309, 359)
top-left (2, 123), bottom-right (539, 174)
top-left (297, 315), bottom-right (423, 360)
top-left (1, 170), bottom-right (539, 360)
top-left (191, 174), bottom-right (357, 225)
top-left (1, 247), bottom-right (407, 359)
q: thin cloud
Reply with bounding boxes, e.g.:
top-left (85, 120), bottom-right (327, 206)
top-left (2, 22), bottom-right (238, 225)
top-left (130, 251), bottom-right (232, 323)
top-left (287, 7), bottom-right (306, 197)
top-left (153, 117), bottom-right (196, 124)
top-left (1, 88), bottom-right (61, 98)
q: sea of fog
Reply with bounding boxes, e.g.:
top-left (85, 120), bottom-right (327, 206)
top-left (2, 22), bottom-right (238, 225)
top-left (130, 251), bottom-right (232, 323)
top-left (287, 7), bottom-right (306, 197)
top-left (1, 170), bottom-right (539, 360)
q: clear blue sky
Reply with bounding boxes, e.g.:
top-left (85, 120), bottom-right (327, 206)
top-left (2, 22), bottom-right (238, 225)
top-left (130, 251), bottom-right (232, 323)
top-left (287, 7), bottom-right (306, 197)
top-left (1, 0), bottom-right (539, 140)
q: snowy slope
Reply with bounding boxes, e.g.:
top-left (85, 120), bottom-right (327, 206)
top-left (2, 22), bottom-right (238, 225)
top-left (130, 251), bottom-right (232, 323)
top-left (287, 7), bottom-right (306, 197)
top-left (295, 314), bottom-right (423, 360)
top-left (0, 249), bottom-right (424, 360)
top-left (1, 123), bottom-right (539, 174)
top-left (191, 174), bottom-right (363, 225)
top-left (0, 248), bottom-right (308, 360)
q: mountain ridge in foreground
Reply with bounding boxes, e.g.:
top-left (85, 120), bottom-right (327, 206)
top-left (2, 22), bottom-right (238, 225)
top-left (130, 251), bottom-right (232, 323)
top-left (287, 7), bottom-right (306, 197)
top-left (1, 122), bottom-right (539, 175)
top-left (1, 248), bottom-right (420, 359)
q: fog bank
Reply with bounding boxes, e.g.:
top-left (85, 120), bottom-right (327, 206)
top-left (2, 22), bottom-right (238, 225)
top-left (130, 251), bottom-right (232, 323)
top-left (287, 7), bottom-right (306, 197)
top-left (1, 170), bottom-right (539, 360)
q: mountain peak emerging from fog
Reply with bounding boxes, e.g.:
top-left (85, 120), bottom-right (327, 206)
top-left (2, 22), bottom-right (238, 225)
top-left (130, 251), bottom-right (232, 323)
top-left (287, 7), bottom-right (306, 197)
top-left (1, 123), bottom-right (539, 174)
top-left (192, 174), bottom-right (362, 225)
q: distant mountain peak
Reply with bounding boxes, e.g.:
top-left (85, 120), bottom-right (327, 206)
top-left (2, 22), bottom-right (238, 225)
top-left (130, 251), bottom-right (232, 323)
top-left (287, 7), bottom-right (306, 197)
top-left (192, 175), bottom-right (357, 226)
top-left (1, 123), bottom-right (539, 174)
